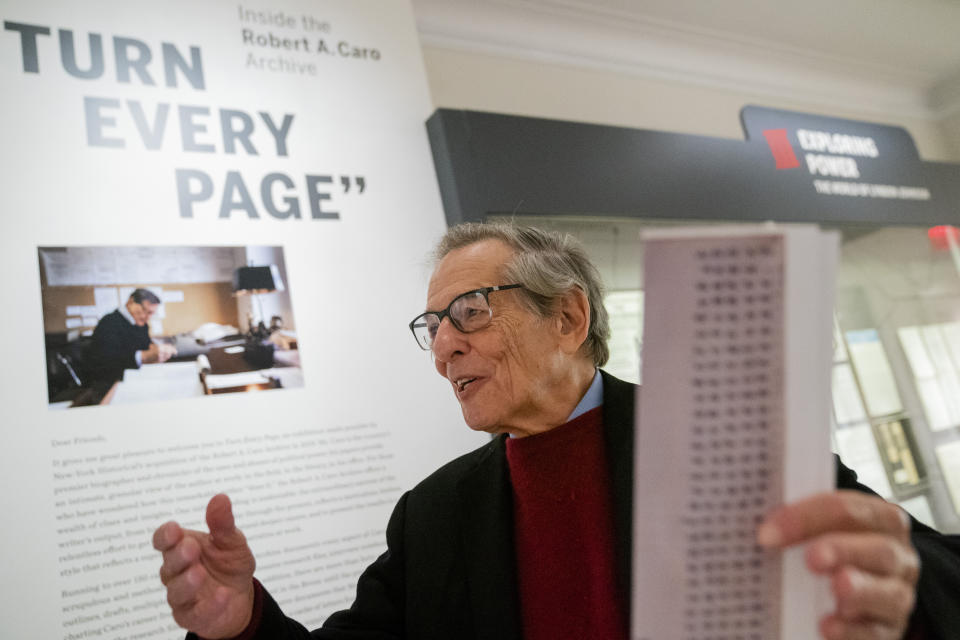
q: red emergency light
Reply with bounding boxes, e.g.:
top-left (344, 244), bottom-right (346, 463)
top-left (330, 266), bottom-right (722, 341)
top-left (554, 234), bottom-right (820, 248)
top-left (928, 225), bottom-right (960, 251)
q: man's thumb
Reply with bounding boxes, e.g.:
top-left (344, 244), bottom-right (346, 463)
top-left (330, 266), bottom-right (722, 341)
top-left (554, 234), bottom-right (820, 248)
top-left (206, 494), bottom-right (243, 547)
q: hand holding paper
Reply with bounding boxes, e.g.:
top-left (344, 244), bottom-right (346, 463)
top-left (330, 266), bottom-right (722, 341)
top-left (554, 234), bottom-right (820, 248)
top-left (157, 342), bottom-right (178, 362)
top-left (153, 494), bottom-right (256, 639)
top-left (141, 342), bottom-right (177, 364)
top-left (758, 490), bottom-right (919, 640)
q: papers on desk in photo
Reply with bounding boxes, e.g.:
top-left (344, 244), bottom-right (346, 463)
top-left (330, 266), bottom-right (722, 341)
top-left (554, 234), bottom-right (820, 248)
top-left (110, 358), bottom-right (304, 404)
top-left (110, 362), bottom-right (204, 404)
top-left (632, 225), bottom-right (838, 640)
top-left (203, 368), bottom-right (303, 391)
top-left (204, 370), bottom-right (273, 390)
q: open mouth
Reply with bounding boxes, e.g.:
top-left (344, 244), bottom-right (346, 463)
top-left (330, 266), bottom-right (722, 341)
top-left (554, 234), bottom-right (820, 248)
top-left (455, 377), bottom-right (477, 392)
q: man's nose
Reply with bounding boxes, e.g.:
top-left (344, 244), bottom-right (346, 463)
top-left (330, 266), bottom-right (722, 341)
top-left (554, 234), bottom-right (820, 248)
top-left (430, 317), bottom-right (466, 361)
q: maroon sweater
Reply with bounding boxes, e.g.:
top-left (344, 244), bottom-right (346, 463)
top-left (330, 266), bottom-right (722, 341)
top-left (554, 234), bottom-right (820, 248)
top-left (506, 407), bottom-right (627, 640)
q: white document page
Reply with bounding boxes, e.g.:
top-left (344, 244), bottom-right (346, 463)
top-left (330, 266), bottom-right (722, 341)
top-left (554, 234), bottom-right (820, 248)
top-left (111, 362), bottom-right (205, 404)
top-left (936, 441), bottom-right (960, 517)
top-left (632, 225), bottom-right (837, 640)
top-left (845, 330), bottom-right (904, 417)
top-left (204, 371), bottom-right (272, 389)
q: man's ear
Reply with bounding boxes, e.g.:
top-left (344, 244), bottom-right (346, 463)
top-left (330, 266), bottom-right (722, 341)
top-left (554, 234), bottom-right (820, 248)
top-left (556, 287), bottom-right (590, 354)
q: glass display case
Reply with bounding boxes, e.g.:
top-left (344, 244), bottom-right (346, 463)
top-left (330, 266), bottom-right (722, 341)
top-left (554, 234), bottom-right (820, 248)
top-left (495, 215), bottom-right (960, 533)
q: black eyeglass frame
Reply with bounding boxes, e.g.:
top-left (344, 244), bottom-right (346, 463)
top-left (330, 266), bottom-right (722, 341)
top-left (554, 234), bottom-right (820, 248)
top-left (408, 284), bottom-right (524, 350)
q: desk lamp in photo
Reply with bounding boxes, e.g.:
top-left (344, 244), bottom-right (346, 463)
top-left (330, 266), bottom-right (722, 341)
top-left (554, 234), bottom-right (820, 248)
top-left (233, 264), bottom-right (285, 368)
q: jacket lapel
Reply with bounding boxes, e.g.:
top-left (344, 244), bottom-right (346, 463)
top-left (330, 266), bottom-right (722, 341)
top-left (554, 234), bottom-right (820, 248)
top-left (600, 370), bottom-right (638, 608)
top-left (456, 436), bottom-right (522, 640)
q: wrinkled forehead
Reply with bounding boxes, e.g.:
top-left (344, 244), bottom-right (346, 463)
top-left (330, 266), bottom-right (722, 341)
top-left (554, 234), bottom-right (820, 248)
top-left (426, 239), bottom-right (515, 309)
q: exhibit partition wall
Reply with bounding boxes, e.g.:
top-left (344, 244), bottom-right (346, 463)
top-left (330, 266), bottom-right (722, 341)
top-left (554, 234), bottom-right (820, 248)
top-left (428, 108), bottom-right (960, 534)
top-left (1, 2), bottom-right (486, 638)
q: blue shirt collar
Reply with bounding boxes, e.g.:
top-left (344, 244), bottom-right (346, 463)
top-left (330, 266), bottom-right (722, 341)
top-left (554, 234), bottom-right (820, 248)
top-left (566, 369), bottom-right (603, 422)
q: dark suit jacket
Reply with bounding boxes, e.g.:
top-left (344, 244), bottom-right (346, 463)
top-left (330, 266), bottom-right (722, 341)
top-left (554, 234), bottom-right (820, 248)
top-left (238, 372), bottom-right (960, 639)
top-left (88, 309), bottom-right (151, 382)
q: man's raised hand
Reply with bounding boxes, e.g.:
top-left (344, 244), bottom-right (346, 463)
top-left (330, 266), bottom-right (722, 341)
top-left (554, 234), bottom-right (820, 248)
top-left (153, 494), bottom-right (257, 639)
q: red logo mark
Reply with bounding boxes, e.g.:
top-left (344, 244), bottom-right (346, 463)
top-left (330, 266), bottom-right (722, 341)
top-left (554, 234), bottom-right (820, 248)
top-left (761, 129), bottom-right (800, 170)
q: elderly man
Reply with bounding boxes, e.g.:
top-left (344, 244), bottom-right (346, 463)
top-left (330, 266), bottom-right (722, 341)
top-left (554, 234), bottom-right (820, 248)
top-left (88, 288), bottom-right (177, 382)
top-left (154, 223), bottom-right (960, 640)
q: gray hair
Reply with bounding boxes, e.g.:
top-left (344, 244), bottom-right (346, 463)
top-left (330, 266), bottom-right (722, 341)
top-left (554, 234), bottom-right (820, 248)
top-left (433, 222), bottom-right (610, 367)
top-left (130, 288), bottom-right (161, 305)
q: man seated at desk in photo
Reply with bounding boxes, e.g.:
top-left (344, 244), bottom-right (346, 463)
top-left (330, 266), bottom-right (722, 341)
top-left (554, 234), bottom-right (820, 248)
top-left (88, 288), bottom-right (177, 383)
top-left (153, 224), bottom-right (960, 640)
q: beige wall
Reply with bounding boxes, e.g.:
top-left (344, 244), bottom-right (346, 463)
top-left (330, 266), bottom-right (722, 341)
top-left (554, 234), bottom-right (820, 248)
top-left (422, 46), bottom-right (960, 164)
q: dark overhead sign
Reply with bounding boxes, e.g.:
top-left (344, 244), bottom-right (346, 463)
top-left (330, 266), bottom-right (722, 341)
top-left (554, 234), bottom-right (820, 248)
top-left (741, 106), bottom-right (932, 203)
top-left (426, 106), bottom-right (960, 228)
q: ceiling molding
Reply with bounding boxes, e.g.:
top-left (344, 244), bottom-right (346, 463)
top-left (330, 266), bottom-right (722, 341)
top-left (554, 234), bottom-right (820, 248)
top-left (413, 0), bottom-right (960, 122)
top-left (495, 0), bottom-right (937, 85)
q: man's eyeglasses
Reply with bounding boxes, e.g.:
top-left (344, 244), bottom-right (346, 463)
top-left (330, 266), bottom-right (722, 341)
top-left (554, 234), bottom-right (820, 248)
top-left (408, 284), bottom-right (523, 350)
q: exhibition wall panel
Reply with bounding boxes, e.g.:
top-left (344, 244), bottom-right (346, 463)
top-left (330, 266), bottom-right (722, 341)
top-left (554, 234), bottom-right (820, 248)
top-left (0, 2), bottom-right (485, 638)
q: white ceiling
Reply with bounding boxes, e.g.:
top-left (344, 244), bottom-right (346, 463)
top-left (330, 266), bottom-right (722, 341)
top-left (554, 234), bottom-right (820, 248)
top-left (411, 0), bottom-right (960, 120)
